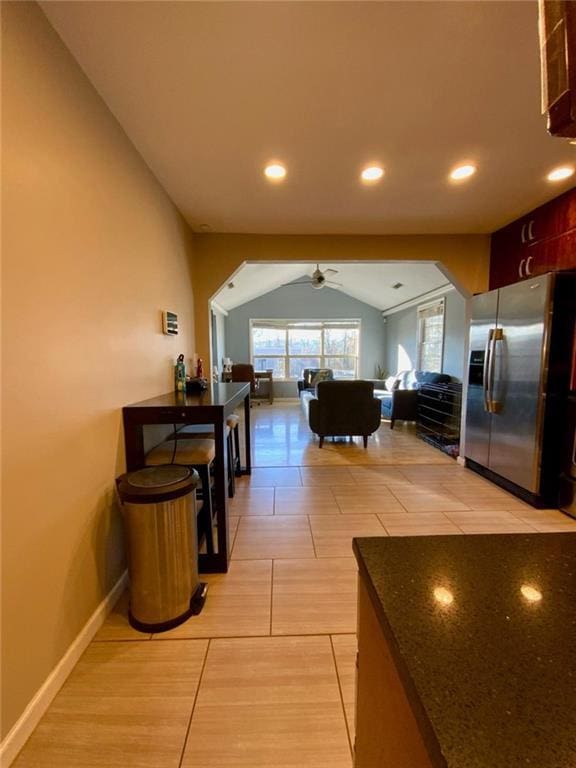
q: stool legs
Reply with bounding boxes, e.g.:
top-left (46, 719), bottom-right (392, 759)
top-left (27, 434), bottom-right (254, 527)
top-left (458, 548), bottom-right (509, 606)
top-left (196, 463), bottom-right (214, 555)
top-left (233, 424), bottom-right (241, 475)
top-left (227, 432), bottom-right (235, 498)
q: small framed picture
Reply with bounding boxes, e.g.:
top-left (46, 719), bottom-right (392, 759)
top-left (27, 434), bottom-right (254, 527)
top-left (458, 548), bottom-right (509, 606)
top-left (162, 310), bottom-right (178, 335)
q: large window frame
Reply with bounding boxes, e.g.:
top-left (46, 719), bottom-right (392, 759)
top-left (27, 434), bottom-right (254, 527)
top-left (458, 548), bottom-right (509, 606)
top-left (249, 319), bottom-right (361, 381)
top-left (416, 298), bottom-right (445, 372)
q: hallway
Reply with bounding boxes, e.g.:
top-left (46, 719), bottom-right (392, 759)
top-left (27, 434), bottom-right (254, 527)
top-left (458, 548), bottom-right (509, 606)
top-left (13, 404), bottom-right (576, 767)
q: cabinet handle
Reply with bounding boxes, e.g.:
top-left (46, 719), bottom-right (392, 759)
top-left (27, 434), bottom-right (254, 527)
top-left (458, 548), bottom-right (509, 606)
top-left (518, 258), bottom-right (526, 278)
top-left (528, 220), bottom-right (535, 241)
top-left (520, 223), bottom-right (527, 243)
top-left (525, 255), bottom-right (534, 275)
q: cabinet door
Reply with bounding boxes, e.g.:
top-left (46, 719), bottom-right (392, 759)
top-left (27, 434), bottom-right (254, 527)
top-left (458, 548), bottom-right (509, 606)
top-left (490, 226), bottom-right (524, 289)
top-left (529, 188), bottom-right (576, 243)
top-left (490, 241), bottom-right (536, 288)
top-left (540, 0), bottom-right (576, 137)
top-left (523, 241), bottom-right (547, 278)
top-left (537, 229), bottom-right (576, 273)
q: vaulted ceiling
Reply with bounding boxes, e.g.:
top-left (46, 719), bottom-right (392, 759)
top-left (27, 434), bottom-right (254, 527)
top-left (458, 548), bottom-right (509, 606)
top-left (41, 1), bottom-right (575, 236)
top-left (212, 262), bottom-right (451, 312)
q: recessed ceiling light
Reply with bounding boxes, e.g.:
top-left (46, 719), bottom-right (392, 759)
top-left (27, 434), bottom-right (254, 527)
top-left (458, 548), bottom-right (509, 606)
top-left (433, 586), bottom-right (454, 606)
top-left (450, 164), bottom-right (476, 181)
top-left (546, 165), bottom-right (574, 182)
top-left (264, 163), bottom-right (287, 181)
top-left (361, 166), bottom-right (384, 183)
top-left (520, 584), bottom-right (542, 603)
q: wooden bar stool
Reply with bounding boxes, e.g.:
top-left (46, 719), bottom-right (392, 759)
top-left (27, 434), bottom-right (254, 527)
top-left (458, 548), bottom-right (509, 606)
top-left (146, 439), bottom-right (216, 554)
top-left (170, 421), bottom-right (238, 498)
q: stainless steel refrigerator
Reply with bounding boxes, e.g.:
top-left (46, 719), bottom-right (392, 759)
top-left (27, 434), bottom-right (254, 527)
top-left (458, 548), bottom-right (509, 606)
top-left (465, 272), bottom-right (576, 507)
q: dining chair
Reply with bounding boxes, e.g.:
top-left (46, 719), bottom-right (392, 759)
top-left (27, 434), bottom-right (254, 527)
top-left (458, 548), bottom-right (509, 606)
top-left (231, 363), bottom-right (260, 405)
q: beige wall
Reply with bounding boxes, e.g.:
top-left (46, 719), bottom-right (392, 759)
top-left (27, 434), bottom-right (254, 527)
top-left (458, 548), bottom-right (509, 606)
top-left (192, 233), bottom-right (490, 366)
top-left (1, 2), bottom-right (196, 739)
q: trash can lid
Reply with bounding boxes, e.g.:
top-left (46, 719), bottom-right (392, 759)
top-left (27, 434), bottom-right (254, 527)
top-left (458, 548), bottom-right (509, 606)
top-left (116, 465), bottom-right (199, 504)
top-left (127, 465), bottom-right (191, 488)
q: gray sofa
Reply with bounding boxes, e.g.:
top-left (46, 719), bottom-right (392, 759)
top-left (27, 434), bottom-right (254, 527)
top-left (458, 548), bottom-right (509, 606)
top-left (373, 370), bottom-right (452, 429)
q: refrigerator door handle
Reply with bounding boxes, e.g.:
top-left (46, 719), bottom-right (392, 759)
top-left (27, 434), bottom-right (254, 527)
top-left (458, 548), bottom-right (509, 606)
top-left (489, 328), bottom-right (504, 413)
top-left (483, 329), bottom-right (494, 412)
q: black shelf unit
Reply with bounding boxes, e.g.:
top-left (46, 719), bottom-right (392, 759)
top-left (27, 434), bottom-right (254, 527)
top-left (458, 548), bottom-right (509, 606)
top-left (416, 382), bottom-right (462, 457)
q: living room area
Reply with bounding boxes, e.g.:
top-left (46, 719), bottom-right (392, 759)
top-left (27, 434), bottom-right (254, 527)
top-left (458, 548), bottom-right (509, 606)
top-left (211, 260), bottom-right (467, 454)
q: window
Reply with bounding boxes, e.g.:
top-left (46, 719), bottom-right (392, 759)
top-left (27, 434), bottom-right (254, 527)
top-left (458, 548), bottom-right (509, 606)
top-left (417, 299), bottom-right (444, 371)
top-left (251, 320), bottom-right (360, 380)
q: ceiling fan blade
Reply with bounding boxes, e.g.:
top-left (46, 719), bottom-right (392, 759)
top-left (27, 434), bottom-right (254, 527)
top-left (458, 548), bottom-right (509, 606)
top-left (325, 268), bottom-right (339, 275)
top-left (326, 280), bottom-right (342, 287)
top-left (281, 280), bottom-right (314, 287)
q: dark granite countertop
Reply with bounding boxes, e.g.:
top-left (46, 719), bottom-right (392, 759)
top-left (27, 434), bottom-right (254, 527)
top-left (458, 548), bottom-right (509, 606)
top-left (353, 533), bottom-right (576, 768)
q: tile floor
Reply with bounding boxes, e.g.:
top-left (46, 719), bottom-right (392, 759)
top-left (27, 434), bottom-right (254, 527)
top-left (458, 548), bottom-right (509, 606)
top-left (14, 403), bottom-right (576, 767)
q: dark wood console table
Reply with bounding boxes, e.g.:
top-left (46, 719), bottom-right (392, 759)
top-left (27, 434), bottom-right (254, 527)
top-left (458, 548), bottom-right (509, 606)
top-left (122, 382), bottom-right (251, 573)
top-left (416, 382), bottom-right (462, 457)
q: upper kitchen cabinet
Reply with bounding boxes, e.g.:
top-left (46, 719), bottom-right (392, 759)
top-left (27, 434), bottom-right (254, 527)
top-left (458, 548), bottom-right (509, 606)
top-left (490, 187), bottom-right (576, 289)
top-left (539, 0), bottom-right (576, 138)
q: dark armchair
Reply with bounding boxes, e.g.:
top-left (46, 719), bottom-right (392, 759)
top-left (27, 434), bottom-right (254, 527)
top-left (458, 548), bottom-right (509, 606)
top-left (297, 368), bottom-right (334, 396)
top-left (308, 380), bottom-right (382, 448)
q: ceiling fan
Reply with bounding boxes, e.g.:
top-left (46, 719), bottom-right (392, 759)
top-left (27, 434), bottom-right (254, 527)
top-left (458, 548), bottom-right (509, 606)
top-left (282, 264), bottom-right (341, 290)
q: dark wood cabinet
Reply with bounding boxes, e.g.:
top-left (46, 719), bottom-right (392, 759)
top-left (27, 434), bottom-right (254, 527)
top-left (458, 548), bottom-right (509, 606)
top-left (539, 0), bottom-right (576, 138)
top-left (490, 187), bottom-right (576, 289)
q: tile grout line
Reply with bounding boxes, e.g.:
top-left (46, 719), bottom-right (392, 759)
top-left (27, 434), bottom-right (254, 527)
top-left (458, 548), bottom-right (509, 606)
top-left (147, 630), bottom-right (360, 644)
top-left (329, 634), bottom-right (354, 760)
top-left (92, 636), bottom-right (152, 644)
top-left (229, 512), bottom-right (242, 557)
top-left (307, 514), bottom-right (319, 559)
top-left (176, 637), bottom-right (211, 768)
top-left (269, 560), bottom-right (275, 636)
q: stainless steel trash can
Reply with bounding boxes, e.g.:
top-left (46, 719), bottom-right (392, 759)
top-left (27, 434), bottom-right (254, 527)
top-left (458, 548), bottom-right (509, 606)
top-left (116, 465), bottom-right (207, 632)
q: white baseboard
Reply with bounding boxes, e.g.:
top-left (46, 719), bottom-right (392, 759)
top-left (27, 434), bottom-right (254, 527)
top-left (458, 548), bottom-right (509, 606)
top-left (0, 570), bottom-right (128, 767)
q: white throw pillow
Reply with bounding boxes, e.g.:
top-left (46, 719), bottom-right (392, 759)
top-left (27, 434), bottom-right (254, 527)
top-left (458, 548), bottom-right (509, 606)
top-left (384, 376), bottom-right (399, 392)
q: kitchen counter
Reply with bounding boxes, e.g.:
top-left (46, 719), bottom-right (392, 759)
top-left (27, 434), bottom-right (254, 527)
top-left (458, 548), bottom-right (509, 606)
top-left (352, 533), bottom-right (576, 768)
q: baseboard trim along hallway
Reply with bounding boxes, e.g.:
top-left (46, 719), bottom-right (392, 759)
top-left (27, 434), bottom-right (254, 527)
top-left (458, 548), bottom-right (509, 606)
top-left (0, 570), bottom-right (128, 767)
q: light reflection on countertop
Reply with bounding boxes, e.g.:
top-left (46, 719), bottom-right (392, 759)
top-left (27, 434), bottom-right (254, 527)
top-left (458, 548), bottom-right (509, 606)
top-left (353, 533), bottom-right (576, 768)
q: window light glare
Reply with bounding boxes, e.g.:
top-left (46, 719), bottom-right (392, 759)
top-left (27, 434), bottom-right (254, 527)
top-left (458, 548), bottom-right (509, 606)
top-left (546, 165), bottom-right (574, 182)
top-left (450, 164), bottom-right (476, 181)
top-left (264, 163), bottom-right (287, 181)
top-left (361, 166), bottom-right (384, 183)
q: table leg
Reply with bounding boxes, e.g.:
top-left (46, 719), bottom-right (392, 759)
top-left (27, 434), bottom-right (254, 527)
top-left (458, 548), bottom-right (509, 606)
top-left (123, 418), bottom-right (145, 471)
top-left (243, 393), bottom-right (252, 474)
top-left (215, 419), bottom-right (230, 569)
top-left (199, 417), bottom-right (229, 573)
